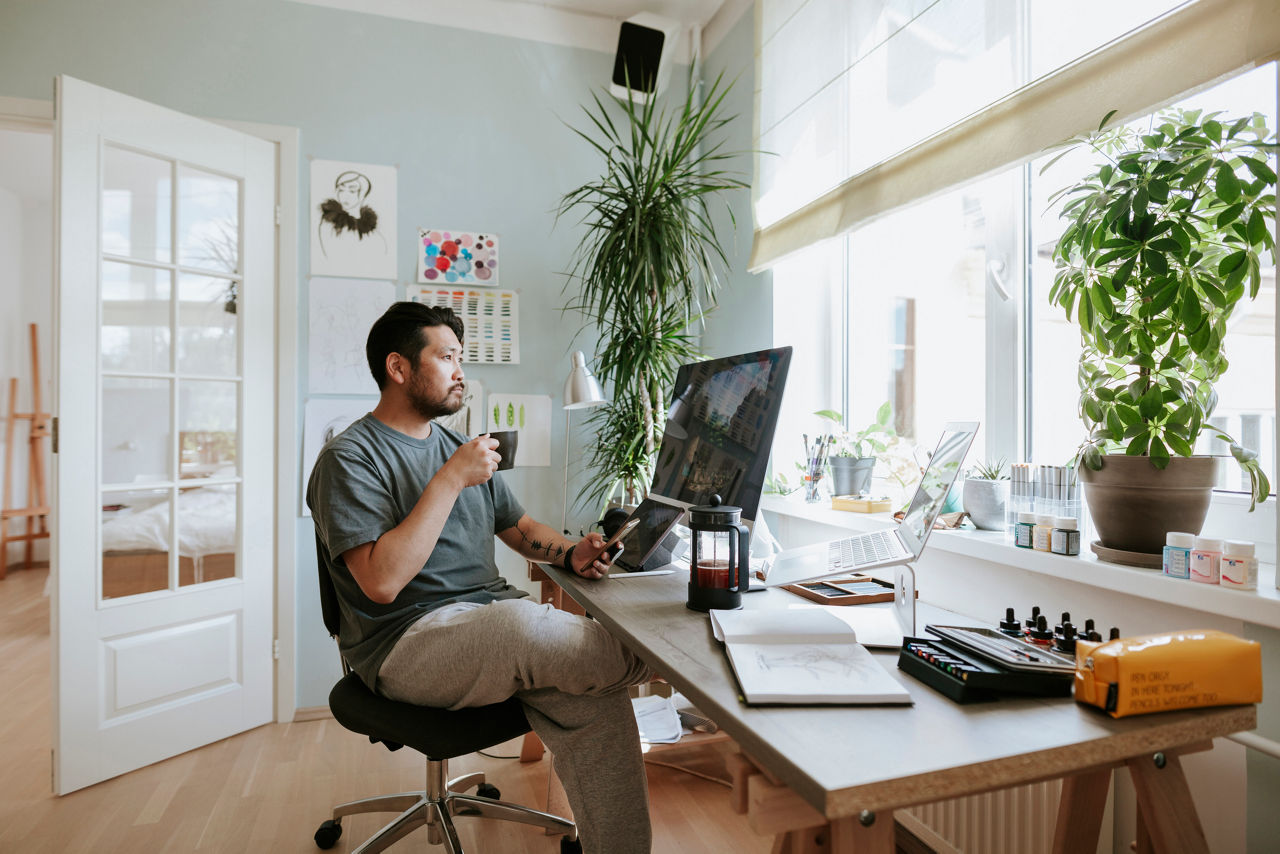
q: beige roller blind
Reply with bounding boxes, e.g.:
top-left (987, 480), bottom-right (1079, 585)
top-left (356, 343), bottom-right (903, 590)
top-left (749, 0), bottom-right (1280, 273)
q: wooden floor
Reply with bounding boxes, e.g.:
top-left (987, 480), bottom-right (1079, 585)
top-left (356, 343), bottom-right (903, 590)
top-left (0, 566), bottom-right (772, 853)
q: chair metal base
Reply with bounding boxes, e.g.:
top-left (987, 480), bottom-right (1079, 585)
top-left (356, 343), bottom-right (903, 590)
top-left (329, 757), bottom-right (576, 854)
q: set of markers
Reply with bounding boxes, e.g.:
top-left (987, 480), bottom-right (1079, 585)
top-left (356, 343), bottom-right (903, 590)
top-left (1006, 463), bottom-right (1081, 537)
top-left (802, 433), bottom-right (834, 503)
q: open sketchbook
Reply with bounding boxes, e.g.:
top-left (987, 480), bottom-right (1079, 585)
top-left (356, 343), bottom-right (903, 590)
top-left (710, 609), bottom-right (912, 705)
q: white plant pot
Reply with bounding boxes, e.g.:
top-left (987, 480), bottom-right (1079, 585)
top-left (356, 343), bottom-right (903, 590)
top-left (962, 478), bottom-right (1008, 531)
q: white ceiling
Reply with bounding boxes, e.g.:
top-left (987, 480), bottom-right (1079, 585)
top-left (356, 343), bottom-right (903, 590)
top-left (288, 0), bottom-right (748, 60)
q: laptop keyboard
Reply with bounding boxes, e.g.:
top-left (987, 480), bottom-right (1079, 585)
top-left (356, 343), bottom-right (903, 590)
top-left (828, 530), bottom-right (908, 569)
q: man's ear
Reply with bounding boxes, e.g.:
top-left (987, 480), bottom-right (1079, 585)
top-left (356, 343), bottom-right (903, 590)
top-left (384, 352), bottom-right (409, 386)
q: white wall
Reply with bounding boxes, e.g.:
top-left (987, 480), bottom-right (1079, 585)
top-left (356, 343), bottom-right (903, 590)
top-left (0, 127), bottom-right (54, 566)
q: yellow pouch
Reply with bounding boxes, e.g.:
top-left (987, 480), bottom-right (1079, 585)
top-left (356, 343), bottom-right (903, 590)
top-left (1074, 629), bottom-right (1262, 718)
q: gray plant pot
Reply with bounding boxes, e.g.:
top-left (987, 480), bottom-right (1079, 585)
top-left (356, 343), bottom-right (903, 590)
top-left (962, 478), bottom-right (1009, 531)
top-left (829, 456), bottom-right (875, 496)
top-left (1079, 454), bottom-right (1221, 554)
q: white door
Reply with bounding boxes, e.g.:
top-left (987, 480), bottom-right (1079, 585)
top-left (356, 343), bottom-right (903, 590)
top-left (53, 76), bottom-right (275, 794)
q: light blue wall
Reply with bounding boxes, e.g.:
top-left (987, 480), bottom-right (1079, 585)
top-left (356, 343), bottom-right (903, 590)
top-left (0, 0), bottom-right (758, 708)
top-left (702, 8), bottom-right (772, 359)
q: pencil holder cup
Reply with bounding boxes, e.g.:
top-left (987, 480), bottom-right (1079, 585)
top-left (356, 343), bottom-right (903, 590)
top-left (687, 495), bottom-right (748, 612)
top-left (803, 473), bottom-right (824, 503)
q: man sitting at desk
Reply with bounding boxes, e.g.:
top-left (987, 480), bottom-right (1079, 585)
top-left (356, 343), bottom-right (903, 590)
top-left (308, 302), bottom-right (653, 854)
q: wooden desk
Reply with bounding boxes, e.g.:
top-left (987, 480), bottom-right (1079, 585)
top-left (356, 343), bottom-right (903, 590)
top-left (540, 565), bottom-right (1256, 854)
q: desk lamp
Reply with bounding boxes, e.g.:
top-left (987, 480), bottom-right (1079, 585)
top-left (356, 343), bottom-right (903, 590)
top-left (562, 350), bottom-right (607, 534)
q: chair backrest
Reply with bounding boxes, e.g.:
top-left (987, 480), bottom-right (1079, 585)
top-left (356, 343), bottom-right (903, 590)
top-left (315, 533), bottom-right (343, 639)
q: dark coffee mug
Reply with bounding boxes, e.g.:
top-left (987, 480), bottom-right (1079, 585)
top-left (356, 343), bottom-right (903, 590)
top-left (488, 430), bottom-right (518, 470)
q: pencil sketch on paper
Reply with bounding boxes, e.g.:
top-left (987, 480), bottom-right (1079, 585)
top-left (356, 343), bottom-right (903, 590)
top-left (310, 159), bottom-right (397, 280)
top-left (753, 645), bottom-right (863, 679)
top-left (308, 278), bottom-right (395, 394)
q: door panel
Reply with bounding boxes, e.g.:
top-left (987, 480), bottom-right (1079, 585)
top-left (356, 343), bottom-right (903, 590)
top-left (54, 75), bottom-right (275, 794)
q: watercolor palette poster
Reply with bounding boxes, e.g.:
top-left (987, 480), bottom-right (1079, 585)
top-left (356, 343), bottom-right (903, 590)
top-left (408, 285), bottom-right (519, 364)
top-left (417, 229), bottom-right (499, 285)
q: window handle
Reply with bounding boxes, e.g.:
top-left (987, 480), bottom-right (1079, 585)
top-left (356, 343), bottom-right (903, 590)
top-left (987, 260), bottom-right (1012, 302)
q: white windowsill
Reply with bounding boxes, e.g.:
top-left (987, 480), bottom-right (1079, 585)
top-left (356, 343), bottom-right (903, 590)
top-left (759, 493), bottom-right (1280, 631)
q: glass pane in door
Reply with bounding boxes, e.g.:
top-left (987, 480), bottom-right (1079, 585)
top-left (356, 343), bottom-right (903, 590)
top-left (101, 377), bottom-right (171, 485)
top-left (177, 165), bottom-right (239, 273)
top-left (177, 273), bottom-right (238, 376)
top-left (102, 261), bottom-right (171, 373)
top-left (177, 484), bottom-right (238, 587)
top-left (102, 145), bottom-right (172, 262)
top-left (101, 487), bottom-right (173, 599)
top-left (178, 379), bottom-right (237, 480)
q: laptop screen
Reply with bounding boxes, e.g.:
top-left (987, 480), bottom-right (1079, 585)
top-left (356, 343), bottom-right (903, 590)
top-left (900, 424), bottom-right (978, 553)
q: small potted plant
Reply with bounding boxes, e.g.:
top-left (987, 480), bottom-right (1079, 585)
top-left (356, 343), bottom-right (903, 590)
top-left (1047, 107), bottom-right (1274, 556)
top-left (815, 402), bottom-right (895, 496)
top-left (962, 458), bottom-right (1010, 531)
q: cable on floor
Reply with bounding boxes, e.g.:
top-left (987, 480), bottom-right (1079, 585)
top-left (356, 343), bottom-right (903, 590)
top-left (642, 757), bottom-right (732, 788)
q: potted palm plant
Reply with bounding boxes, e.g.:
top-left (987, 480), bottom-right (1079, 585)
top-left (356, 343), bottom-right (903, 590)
top-left (558, 72), bottom-right (747, 510)
top-left (1047, 107), bottom-right (1275, 557)
top-left (815, 403), bottom-right (895, 496)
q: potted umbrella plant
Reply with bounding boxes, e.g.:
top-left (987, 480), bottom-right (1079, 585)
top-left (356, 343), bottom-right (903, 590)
top-left (1047, 107), bottom-right (1275, 556)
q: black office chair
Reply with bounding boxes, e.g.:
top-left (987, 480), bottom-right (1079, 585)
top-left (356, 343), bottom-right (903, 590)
top-left (312, 546), bottom-right (579, 853)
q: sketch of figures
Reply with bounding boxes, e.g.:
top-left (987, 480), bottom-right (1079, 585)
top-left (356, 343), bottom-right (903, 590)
top-left (310, 159), bottom-right (397, 279)
top-left (753, 645), bottom-right (862, 679)
top-left (301, 397), bottom-right (377, 516)
top-left (308, 278), bottom-right (395, 393)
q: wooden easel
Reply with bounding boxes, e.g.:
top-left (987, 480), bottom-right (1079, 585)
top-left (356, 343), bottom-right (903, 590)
top-left (1, 324), bottom-right (51, 579)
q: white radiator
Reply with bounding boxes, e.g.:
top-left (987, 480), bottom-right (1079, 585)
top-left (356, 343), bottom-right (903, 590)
top-left (897, 778), bottom-right (1112, 854)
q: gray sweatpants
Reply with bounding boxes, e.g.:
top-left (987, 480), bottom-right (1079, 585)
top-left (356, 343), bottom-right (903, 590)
top-left (377, 597), bottom-right (654, 854)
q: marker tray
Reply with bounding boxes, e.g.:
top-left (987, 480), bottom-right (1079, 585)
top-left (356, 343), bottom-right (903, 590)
top-left (898, 636), bottom-right (1073, 704)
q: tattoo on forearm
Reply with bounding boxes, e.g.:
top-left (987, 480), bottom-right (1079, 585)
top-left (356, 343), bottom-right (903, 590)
top-left (516, 521), bottom-right (568, 564)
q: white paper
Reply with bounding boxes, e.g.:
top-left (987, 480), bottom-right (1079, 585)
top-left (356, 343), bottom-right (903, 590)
top-left (310, 159), bottom-right (397, 280)
top-left (308, 277), bottom-right (395, 393)
top-left (301, 397), bottom-right (376, 517)
top-left (407, 285), bottom-right (520, 364)
top-left (632, 694), bottom-right (683, 744)
top-left (486, 393), bottom-right (551, 466)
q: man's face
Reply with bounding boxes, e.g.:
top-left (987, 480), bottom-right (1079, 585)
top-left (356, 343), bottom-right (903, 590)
top-left (404, 325), bottom-right (465, 421)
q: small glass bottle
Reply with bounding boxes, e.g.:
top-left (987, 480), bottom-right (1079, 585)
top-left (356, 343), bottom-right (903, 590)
top-left (1189, 536), bottom-right (1223, 584)
top-left (1162, 531), bottom-right (1195, 580)
top-left (1050, 517), bottom-right (1080, 555)
top-left (1220, 540), bottom-right (1258, 591)
top-left (1032, 514), bottom-right (1055, 552)
top-left (1014, 512), bottom-right (1036, 548)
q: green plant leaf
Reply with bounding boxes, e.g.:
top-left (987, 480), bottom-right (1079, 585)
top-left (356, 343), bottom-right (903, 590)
top-left (1215, 163), bottom-right (1241, 202)
top-left (1240, 155), bottom-right (1277, 183)
top-left (1139, 384), bottom-right (1164, 420)
top-left (1165, 432), bottom-right (1194, 456)
top-left (1247, 209), bottom-right (1267, 246)
top-left (1148, 435), bottom-right (1170, 468)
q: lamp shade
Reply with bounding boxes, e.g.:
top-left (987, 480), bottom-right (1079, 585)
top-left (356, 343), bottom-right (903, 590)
top-left (563, 350), bottom-right (606, 410)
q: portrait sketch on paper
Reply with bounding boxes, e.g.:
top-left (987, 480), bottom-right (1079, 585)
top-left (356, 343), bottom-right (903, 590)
top-left (310, 159), bottom-right (397, 280)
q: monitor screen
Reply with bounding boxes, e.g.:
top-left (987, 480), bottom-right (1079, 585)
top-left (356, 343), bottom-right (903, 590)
top-left (649, 346), bottom-right (792, 521)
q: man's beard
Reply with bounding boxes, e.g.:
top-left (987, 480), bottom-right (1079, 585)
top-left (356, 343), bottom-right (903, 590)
top-left (407, 376), bottom-right (464, 421)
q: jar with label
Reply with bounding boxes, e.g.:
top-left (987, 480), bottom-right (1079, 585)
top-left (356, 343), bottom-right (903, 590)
top-left (1220, 540), bottom-right (1258, 591)
top-left (1189, 537), bottom-right (1223, 584)
top-left (1032, 515), bottom-right (1055, 552)
top-left (1050, 517), bottom-right (1080, 555)
top-left (1014, 512), bottom-right (1036, 548)
top-left (1162, 531), bottom-right (1195, 580)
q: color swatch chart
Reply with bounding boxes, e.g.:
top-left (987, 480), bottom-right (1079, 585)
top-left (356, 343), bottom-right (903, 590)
top-left (408, 285), bottom-right (519, 364)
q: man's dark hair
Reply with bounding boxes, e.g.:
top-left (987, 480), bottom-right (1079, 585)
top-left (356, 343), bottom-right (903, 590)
top-left (365, 302), bottom-right (465, 390)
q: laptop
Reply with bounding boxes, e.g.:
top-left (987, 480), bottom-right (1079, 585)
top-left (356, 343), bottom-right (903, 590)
top-left (757, 421), bottom-right (978, 588)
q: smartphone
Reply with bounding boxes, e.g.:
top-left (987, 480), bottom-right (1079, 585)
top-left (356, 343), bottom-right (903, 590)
top-left (576, 518), bottom-right (639, 567)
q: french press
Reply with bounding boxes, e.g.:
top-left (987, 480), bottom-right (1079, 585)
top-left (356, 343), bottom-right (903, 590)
top-left (687, 494), bottom-right (750, 612)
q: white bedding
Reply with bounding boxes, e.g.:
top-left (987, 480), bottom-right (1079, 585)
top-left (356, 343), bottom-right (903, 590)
top-left (101, 487), bottom-right (236, 558)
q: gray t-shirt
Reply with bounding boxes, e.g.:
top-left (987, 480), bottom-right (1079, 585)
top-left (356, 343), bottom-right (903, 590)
top-left (307, 414), bottom-right (527, 688)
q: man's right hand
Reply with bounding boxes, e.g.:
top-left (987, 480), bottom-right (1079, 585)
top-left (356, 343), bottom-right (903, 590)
top-left (443, 435), bottom-right (500, 488)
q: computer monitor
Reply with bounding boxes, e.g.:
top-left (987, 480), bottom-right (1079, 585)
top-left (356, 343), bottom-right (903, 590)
top-left (648, 346), bottom-right (793, 522)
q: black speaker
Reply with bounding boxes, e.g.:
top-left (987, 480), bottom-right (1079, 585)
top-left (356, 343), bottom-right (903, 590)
top-left (609, 14), bottom-right (678, 103)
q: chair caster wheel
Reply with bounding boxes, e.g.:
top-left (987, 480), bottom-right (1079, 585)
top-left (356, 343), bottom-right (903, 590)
top-left (314, 818), bottom-right (342, 849)
top-left (560, 837), bottom-right (583, 853)
top-left (476, 782), bottom-right (501, 800)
